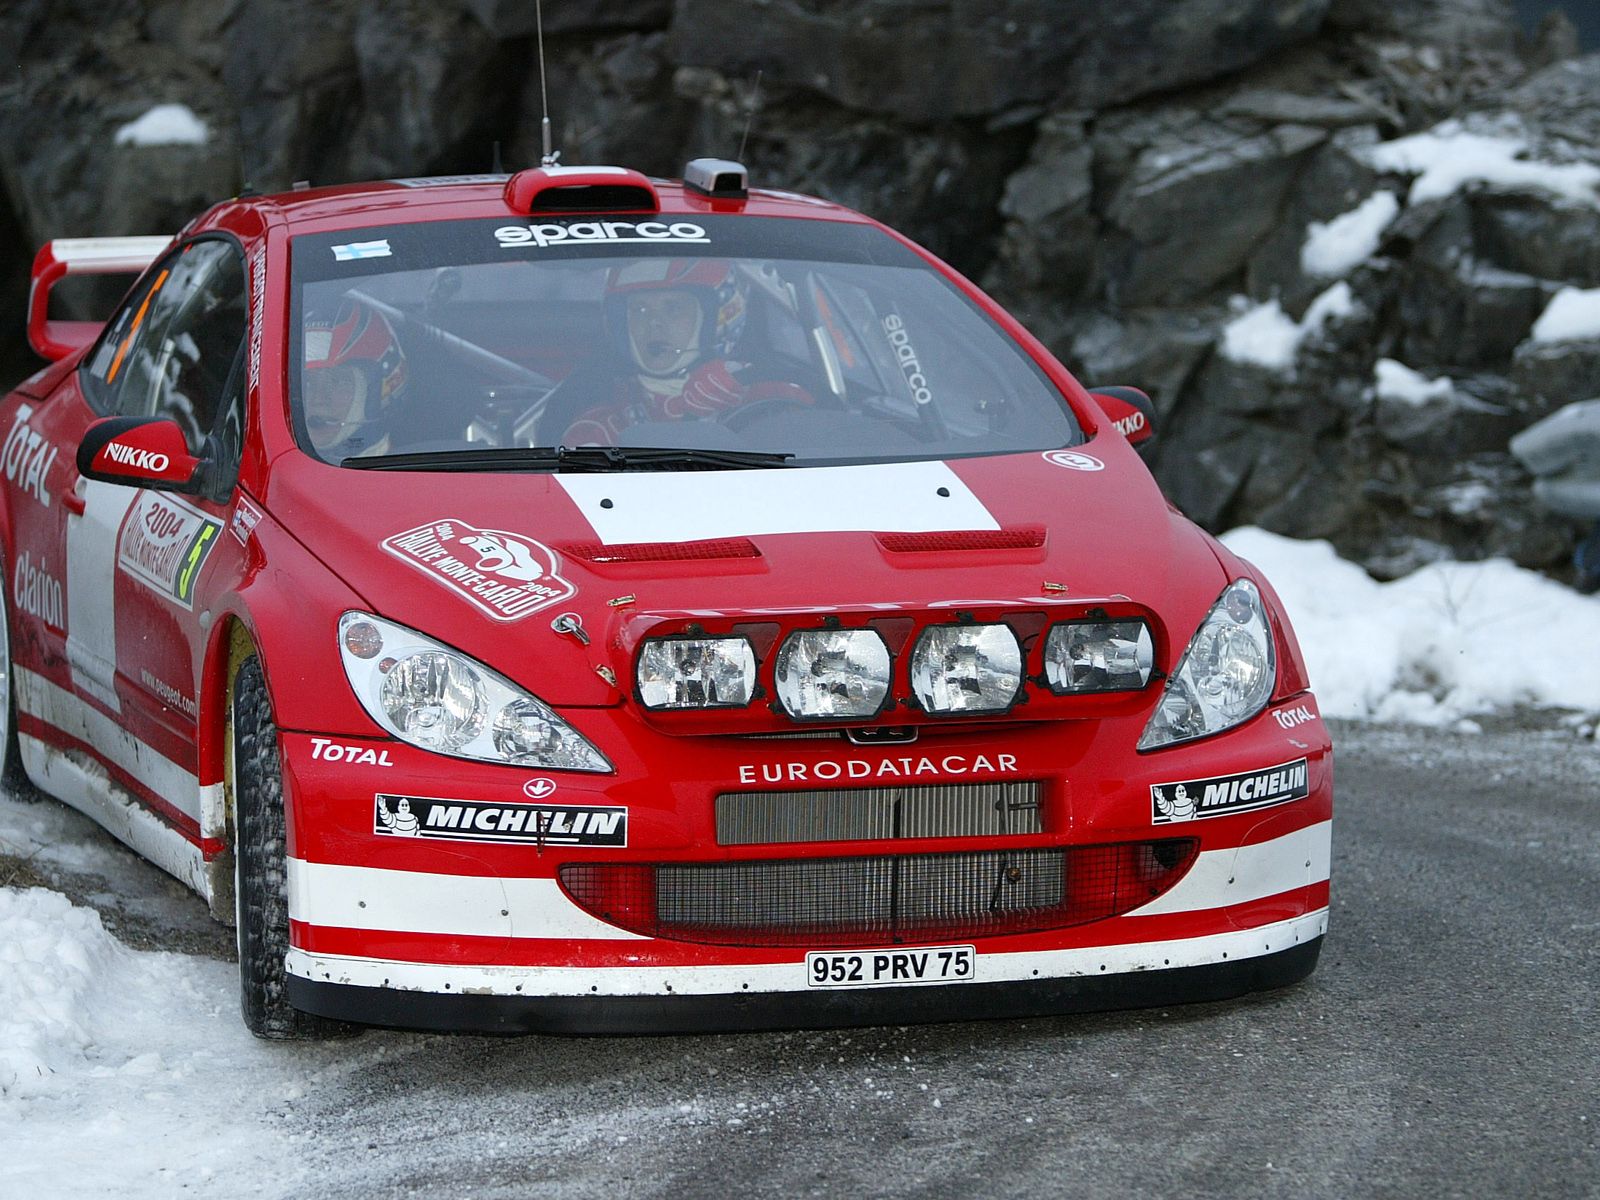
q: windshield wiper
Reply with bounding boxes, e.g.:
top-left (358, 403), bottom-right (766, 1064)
top-left (555, 445), bottom-right (794, 471)
top-left (342, 445), bottom-right (794, 472)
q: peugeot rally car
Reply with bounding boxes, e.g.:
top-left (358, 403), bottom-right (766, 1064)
top-left (2, 158), bottom-right (1331, 1038)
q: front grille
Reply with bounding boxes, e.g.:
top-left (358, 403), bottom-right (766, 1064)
top-left (716, 782), bottom-right (1042, 845)
top-left (558, 839), bottom-right (1198, 947)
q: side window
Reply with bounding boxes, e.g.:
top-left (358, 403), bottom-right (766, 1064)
top-left (82, 239), bottom-right (248, 459)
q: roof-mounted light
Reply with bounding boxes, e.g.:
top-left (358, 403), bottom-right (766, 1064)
top-left (503, 165), bottom-right (659, 214)
top-left (683, 158), bottom-right (748, 200)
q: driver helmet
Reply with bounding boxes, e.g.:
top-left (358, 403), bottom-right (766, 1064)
top-left (604, 259), bottom-right (748, 378)
top-left (301, 297), bottom-right (407, 457)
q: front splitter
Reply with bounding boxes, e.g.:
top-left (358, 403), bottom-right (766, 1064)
top-left (286, 936), bottom-right (1322, 1035)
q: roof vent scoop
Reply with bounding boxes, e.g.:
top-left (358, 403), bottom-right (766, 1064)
top-left (503, 166), bottom-right (659, 214)
top-left (683, 158), bottom-right (749, 200)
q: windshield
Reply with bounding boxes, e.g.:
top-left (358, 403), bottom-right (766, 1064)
top-left (288, 214), bottom-right (1083, 467)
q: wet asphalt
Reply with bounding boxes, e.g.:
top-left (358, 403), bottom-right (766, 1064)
top-left (16, 721), bottom-right (1600, 1198)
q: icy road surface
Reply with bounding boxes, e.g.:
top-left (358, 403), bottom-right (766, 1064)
top-left (3, 721), bottom-right (1597, 1199)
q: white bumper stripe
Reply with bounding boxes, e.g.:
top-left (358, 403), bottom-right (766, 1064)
top-left (1130, 820), bottom-right (1331, 917)
top-left (286, 858), bottom-right (647, 941)
top-left (289, 820), bottom-right (1330, 944)
top-left (286, 909), bottom-right (1329, 997)
top-left (556, 461), bottom-right (998, 544)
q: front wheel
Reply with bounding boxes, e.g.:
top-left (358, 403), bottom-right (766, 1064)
top-left (231, 654), bottom-right (349, 1039)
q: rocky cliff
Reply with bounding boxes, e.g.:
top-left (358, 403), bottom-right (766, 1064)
top-left (2, 0), bottom-right (1596, 580)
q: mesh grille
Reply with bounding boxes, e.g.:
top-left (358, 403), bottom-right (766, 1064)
top-left (716, 782), bottom-right (1042, 845)
top-left (558, 839), bottom-right (1198, 947)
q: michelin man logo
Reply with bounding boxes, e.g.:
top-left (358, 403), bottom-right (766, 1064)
top-left (376, 796), bottom-right (420, 836)
top-left (1152, 784), bottom-right (1197, 822)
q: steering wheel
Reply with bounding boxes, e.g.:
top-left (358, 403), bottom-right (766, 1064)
top-left (717, 376), bottom-right (820, 432)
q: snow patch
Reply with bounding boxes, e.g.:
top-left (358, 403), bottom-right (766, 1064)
top-left (1220, 283), bottom-right (1354, 371)
top-left (1221, 300), bottom-right (1300, 369)
top-left (113, 104), bottom-right (208, 148)
top-left (1223, 527), bottom-right (1600, 724)
top-left (1361, 119), bottom-right (1600, 206)
top-left (1373, 358), bottom-right (1453, 406)
top-left (1301, 192), bottom-right (1400, 278)
top-left (1531, 286), bottom-right (1600, 343)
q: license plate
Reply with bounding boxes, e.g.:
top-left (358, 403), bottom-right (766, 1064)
top-left (806, 945), bottom-right (976, 989)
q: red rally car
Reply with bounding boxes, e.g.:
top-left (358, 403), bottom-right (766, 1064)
top-left (3, 159), bottom-right (1332, 1038)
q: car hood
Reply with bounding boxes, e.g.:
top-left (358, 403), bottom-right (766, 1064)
top-left (264, 437), bottom-right (1227, 706)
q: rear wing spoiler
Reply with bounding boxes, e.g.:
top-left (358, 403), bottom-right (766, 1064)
top-left (28, 235), bottom-right (171, 361)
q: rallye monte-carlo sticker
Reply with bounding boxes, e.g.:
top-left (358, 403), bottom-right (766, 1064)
top-left (382, 519), bottom-right (576, 621)
top-left (373, 795), bottom-right (627, 847)
top-left (117, 492), bottom-right (222, 610)
top-left (1151, 758), bottom-right (1309, 823)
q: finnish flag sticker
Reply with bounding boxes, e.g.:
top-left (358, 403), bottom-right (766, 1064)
top-left (332, 239), bottom-right (392, 262)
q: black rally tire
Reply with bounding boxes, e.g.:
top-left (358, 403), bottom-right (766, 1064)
top-left (232, 655), bottom-right (350, 1039)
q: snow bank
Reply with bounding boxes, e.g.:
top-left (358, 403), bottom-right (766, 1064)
top-left (1531, 286), bottom-right (1600, 343)
top-left (1224, 528), bottom-right (1600, 724)
top-left (113, 104), bottom-right (208, 147)
top-left (0, 888), bottom-right (140, 1099)
top-left (0, 885), bottom-right (303, 1197)
top-left (1301, 191), bottom-right (1400, 278)
top-left (1360, 119), bottom-right (1600, 206)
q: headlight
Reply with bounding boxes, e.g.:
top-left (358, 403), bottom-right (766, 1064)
top-left (774, 628), bottom-right (891, 720)
top-left (1137, 579), bottom-right (1276, 750)
top-left (636, 637), bottom-right (756, 710)
top-left (910, 623), bottom-right (1022, 715)
top-left (1043, 620), bottom-right (1153, 693)
top-left (337, 612), bottom-right (611, 771)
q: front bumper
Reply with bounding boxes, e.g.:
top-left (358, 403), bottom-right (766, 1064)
top-left (277, 697), bottom-right (1334, 1033)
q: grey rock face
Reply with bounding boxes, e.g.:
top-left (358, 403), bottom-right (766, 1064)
top-left (668, 0), bottom-right (1330, 123)
top-left (512, 33), bottom-right (693, 179)
top-left (222, 0), bottom-right (363, 189)
top-left (1469, 193), bottom-right (1600, 286)
top-left (1095, 111), bottom-right (1328, 305)
top-left (1511, 338), bottom-right (1600, 419)
top-left (345, 1), bottom-right (518, 181)
top-left (461, 0), bottom-right (672, 38)
top-left (0, 29), bottom-right (238, 245)
top-left (0, 0), bottom-right (1595, 584)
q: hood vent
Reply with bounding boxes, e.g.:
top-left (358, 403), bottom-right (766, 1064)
top-left (876, 526), bottom-right (1046, 553)
top-left (562, 536), bottom-right (761, 564)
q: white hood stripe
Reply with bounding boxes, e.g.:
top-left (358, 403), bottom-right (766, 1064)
top-left (556, 461), bottom-right (998, 545)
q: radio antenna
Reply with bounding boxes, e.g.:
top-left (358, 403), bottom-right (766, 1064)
top-left (736, 69), bottom-right (763, 163)
top-left (535, 0), bottom-right (559, 167)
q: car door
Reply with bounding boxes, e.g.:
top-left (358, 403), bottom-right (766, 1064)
top-left (58, 236), bottom-right (248, 802)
